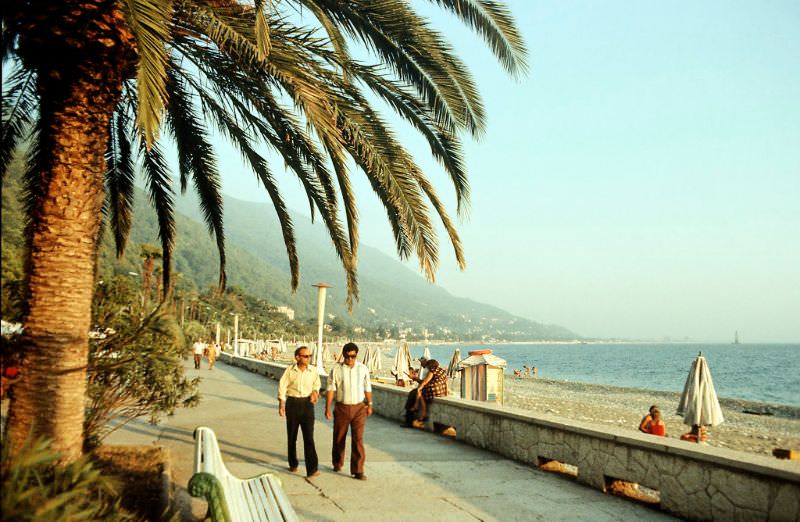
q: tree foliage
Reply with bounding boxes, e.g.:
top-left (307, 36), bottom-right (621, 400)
top-left (2, 0), bottom-right (527, 307)
top-left (84, 276), bottom-right (199, 449)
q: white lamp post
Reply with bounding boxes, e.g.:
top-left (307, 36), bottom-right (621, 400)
top-left (312, 283), bottom-right (331, 376)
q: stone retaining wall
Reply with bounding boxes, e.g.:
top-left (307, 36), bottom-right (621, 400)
top-left (220, 353), bottom-right (800, 521)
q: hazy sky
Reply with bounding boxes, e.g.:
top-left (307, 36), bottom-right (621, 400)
top-left (213, 1), bottom-right (799, 342)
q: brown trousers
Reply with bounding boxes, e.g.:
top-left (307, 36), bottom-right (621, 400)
top-left (332, 402), bottom-right (368, 475)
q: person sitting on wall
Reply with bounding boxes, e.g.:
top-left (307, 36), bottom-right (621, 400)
top-left (400, 360), bottom-right (426, 427)
top-left (414, 359), bottom-right (448, 425)
top-left (646, 408), bottom-right (667, 436)
top-left (638, 405), bottom-right (657, 433)
top-left (680, 424), bottom-right (707, 443)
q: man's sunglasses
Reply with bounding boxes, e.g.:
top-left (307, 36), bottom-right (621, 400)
top-left (297, 354), bottom-right (310, 358)
top-left (344, 354), bottom-right (357, 359)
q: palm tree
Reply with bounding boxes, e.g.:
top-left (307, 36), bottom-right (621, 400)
top-left (2, 0), bottom-right (526, 461)
top-left (139, 243), bottom-right (162, 307)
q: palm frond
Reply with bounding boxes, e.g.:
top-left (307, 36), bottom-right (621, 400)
top-left (1, 67), bottom-right (38, 179)
top-left (125, 0), bottom-right (172, 147)
top-left (104, 111), bottom-right (136, 258)
top-left (426, 0), bottom-right (528, 76)
top-left (139, 140), bottom-right (176, 299)
top-left (164, 71), bottom-right (226, 291)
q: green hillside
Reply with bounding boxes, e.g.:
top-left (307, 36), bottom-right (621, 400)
top-left (2, 162), bottom-right (577, 341)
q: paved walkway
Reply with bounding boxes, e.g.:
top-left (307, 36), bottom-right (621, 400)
top-left (107, 358), bottom-right (677, 521)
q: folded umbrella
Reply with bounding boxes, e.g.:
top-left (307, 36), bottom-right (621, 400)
top-left (677, 353), bottom-right (724, 427)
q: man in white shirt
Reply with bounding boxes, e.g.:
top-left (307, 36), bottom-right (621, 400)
top-left (278, 346), bottom-right (321, 477)
top-left (325, 342), bottom-right (372, 480)
top-left (192, 338), bottom-right (205, 369)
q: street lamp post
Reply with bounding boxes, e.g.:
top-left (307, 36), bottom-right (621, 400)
top-left (312, 283), bottom-right (331, 376)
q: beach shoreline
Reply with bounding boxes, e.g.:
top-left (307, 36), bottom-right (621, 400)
top-left (500, 376), bottom-right (800, 458)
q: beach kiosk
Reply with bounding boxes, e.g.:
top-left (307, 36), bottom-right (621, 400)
top-left (459, 350), bottom-right (507, 405)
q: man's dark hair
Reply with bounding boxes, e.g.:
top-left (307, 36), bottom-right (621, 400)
top-left (295, 346), bottom-right (309, 357)
top-left (342, 342), bottom-right (359, 355)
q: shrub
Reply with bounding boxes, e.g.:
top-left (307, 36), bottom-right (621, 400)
top-left (84, 277), bottom-right (199, 449)
top-left (1, 436), bottom-right (132, 521)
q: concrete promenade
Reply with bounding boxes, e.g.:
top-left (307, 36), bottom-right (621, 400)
top-left (107, 358), bottom-right (676, 521)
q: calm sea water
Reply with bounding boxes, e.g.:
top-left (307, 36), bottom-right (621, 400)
top-left (408, 343), bottom-right (800, 407)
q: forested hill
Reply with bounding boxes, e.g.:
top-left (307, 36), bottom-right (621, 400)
top-left (1, 162), bottom-right (577, 341)
top-left (171, 190), bottom-right (577, 341)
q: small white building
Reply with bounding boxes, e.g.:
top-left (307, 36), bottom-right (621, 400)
top-left (275, 306), bottom-right (295, 320)
top-left (459, 350), bottom-right (507, 405)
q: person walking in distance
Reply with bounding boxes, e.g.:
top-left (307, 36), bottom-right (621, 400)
top-left (192, 338), bottom-right (205, 369)
top-left (278, 346), bottom-right (321, 478)
top-left (325, 342), bottom-right (373, 480)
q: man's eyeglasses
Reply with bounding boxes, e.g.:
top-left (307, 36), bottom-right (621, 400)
top-left (297, 354), bottom-right (310, 358)
top-left (344, 354), bottom-right (357, 359)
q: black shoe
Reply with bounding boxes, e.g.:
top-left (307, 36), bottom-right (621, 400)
top-left (352, 473), bottom-right (367, 481)
top-left (307, 471), bottom-right (320, 478)
top-left (333, 465), bottom-right (342, 472)
top-left (289, 466), bottom-right (298, 472)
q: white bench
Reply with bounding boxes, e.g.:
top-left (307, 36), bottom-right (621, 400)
top-left (188, 426), bottom-right (299, 522)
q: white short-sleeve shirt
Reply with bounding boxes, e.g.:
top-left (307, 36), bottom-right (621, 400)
top-left (327, 362), bottom-right (372, 405)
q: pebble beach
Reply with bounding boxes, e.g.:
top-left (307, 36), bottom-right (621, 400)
top-left (503, 376), bottom-right (800, 458)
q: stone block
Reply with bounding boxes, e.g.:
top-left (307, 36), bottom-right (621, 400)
top-left (769, 483), bottom-right (800, 522)
top-left (710, 470), bottom-right (769, 513)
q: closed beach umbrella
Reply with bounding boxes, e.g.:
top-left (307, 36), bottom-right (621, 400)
top-left (677, 353), bottom-right (724, 427)
top-left (419, 346), bottom-right (432, 379)
top-left (446, 348), bottom-right (462, 379)
top-left (392, 344), bottom-right (412, 381)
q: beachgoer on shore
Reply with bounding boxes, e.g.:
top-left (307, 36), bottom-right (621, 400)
top-left (532, 366), bottom-right (537, 378)
top-left (638, 405), bottom-right (657, 433)
top-left (646, 408), bottom-right (667, 436)
top-left (192, 338), bottom-right (205, 369)
top-left (680, 424), bottom-right (707, 443)
top-left (326, 342), bottom-right (372, 480)
top-left (278, 346), bottom-right (321, 478)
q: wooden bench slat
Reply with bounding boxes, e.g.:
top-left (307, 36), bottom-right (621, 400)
top-left (245, 479), bottom-right (273, 522)
top-left (189, 426), bottom-right (299, 522)
top-left (257, 476), bottom-right (285, 522)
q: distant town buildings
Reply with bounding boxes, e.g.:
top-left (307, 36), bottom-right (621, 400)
top-left (275, 306), bottom-right (294, 320)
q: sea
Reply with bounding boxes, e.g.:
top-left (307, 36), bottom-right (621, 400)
top-left (407, 342), bottom-right (800, 407)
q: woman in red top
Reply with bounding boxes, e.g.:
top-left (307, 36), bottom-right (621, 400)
top-left (647, 408), bottom-right (667, 437)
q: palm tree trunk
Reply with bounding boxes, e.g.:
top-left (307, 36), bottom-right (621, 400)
top-left (7, 5), bottom-right (127, 461)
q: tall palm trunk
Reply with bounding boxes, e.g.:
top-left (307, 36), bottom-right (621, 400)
top-left (6, 1), bottom-right (131, 463)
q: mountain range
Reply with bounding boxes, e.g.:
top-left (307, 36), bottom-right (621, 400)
top-left (1, 160), bottom-right (578, 340)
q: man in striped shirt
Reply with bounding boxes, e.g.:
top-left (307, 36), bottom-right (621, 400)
top-left (278, 346), bottom-right (321, 478)
top-left (325, 342), bottom-right (373, 480)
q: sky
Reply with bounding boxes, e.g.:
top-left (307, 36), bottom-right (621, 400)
top-left (212, 1), bottom-right (800, 342)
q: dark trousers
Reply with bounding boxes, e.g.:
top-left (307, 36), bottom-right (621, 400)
top-left (332, 402), bottom-right (367, 475)
top-left (285, 397), bottom-right (318, 474)
top-left (403, 389), bottom-right (418, 426)
top-left (193, 354), bottom-right (201, 368)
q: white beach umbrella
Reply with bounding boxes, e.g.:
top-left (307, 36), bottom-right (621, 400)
top-left (374, 346), bottom-right (383, 371)
top-left (311, 343), bottom-right (328, 376)
top-left (677, 353), bottom-right (724, 427)
top-left (391, 344), bottom-right (412, 381)
top-left (446, 348), bottom-right (462, 379)
top-left (419, 346), bottom-right (432, 379)
top-left (360, 346), bottom-right (372, 366)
